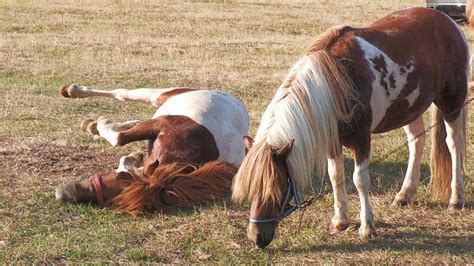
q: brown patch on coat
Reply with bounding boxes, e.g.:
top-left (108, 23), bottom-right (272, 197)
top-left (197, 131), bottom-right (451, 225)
top-left (154, 88), bottom-right (200, 106)
top-left (142, 115), bottom-right (219, 176)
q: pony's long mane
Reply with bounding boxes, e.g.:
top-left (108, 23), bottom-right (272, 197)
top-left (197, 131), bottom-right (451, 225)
top-left (110, 161), bottom-right (237, 216)
top-left (233, 29), bottom-right (358, 205)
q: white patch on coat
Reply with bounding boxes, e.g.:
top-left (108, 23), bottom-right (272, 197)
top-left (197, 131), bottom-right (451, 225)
top-left (153, 90), bottom-right (249, 166)
top-left (405, 88), bottom-right (420, 107)
top-left (356, 37), bottom-right (417, 131)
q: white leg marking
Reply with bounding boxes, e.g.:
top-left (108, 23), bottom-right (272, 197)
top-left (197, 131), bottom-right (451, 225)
top-left (327, 155), bottom-right (350, 232)
top-left (393, 116), bottom-right (425, 205)
top-left (444, 114), bottom-right (465, 208)
top-left (95, 118), bottom-right (140, 147)
top-left (353, 158), bottom-right (377, 237)
top-left (65, 84), bottom-right (177, 107)
top-left (116, 152), bottom-right (144, 173)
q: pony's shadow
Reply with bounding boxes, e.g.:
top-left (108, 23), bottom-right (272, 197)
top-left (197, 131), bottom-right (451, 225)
top-left (280, 222), bottom-right (473, 256)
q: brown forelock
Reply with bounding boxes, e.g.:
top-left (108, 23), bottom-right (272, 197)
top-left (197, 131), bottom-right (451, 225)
top-left (143, 115), bottom-right (219, 176)
top-left (109, 161), bottom-right (237, 216)
top-left (232, 142), bottom-right (287, 208)
top-left (154, 88), bottom-right (200, 106)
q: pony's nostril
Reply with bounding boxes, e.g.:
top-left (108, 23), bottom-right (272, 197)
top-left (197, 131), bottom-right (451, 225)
top-left (256, 234), bottom-right (270, 249)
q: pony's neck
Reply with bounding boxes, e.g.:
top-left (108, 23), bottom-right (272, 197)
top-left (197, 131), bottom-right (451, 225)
top-left (255, 51), bottom-right (353, 193)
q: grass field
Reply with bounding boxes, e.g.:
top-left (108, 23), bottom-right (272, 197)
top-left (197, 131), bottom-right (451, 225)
top-left (1, 0), bottom-right (473, 263)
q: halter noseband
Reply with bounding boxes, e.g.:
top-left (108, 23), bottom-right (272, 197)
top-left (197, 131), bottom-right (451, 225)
top-left (91, 174), bottom-right (105, 205)
top-left (249, 175), bottom-right (303, 224)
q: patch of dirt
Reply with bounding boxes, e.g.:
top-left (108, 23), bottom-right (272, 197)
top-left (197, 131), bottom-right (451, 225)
top-left (0, 138), bottom-right (139, 203)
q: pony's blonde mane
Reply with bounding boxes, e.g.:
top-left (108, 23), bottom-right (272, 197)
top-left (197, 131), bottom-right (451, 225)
top-left (233, 34), bottom-right (357, 205)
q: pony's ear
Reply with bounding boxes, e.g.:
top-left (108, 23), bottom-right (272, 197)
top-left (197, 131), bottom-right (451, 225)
top-left (273, 139), bottom-right (295, 159)
top-left (243, 136), bottom-right (254, 150)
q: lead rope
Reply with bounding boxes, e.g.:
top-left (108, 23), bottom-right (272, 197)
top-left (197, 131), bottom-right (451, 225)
top-left (296, 174), bottom-right (326, 231)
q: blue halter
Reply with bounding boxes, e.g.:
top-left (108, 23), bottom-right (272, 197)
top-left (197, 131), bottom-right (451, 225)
top-left (248, 175), bottom-right (302, 224)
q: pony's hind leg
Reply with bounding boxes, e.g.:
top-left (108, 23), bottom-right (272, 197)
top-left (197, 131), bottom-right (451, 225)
top-left (393, 116), bottom-right (426, 206)
top-left (327, 152), bottom-right (350, 233)
top-left (61, 84), bottom-right (190, 107)
top-left (444, 112), bottom-right (465, 210)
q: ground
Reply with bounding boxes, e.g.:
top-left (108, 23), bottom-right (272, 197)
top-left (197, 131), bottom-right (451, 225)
top-left (0, 0), bottom-right (473, 263)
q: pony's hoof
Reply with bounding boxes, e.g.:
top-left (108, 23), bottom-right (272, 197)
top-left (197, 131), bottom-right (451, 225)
top-left (391, 198), bottom-right (410, 207)
top-left (81, 119), bottom-right (99, 135)
top-left (329, 221), bottom-right (350, 234)
top-left (358, 224), bottom-right (378, 238)
top-left (60, 84), bottom-right (86, 98)
top-left (448, 202), bottom-right (464, 211)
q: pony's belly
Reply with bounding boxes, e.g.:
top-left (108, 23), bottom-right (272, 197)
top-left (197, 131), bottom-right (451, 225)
top-left (153, 90), bottom-right (249, 166)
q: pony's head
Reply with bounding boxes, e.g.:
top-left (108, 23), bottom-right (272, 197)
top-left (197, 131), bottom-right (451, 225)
top-left (55, 171), bottom-right (134, 205)
top-left (232, 137), bottom-right (295, 249)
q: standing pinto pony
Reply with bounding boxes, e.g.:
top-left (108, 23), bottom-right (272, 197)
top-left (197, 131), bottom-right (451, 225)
top-left (232, 7), bottom-right (469, 249)
top-left (56, 84), bottom-right (249, 216)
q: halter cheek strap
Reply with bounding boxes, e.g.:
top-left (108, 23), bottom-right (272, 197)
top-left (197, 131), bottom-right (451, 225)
top-left (91, 174), bottom-right (105, 205)
top-left (249, 175), bottom-right (302, 224)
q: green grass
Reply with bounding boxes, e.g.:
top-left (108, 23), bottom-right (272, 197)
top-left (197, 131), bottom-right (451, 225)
top-left (1, 0), bottom-right (473, 263)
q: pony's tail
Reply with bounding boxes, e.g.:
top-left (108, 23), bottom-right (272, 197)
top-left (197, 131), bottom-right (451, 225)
top-left (429, 105), bottom-right (467, 200)
top-left (110, 161), bottom-right (237, 216)
top-left (430, 106), bottom-right (451, 200)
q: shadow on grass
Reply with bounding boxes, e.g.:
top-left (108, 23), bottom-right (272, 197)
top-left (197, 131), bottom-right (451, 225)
top-left (281, 226), bottom-right (473, 256)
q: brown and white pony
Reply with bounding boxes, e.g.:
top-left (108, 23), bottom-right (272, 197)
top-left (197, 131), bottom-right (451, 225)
top-left (232, 7), bottom-right (469, 249)
top-left (56, 84), bottom-right (249, 216)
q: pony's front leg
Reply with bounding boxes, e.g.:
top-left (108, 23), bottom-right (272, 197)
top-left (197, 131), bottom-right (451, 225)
top-left (81, 117), bottom-right (141, 146)
top-left (116, 151), bottom-right (144, 173)
top-left (327, 152), bottom-right (350, 233)
top-left (393, 116), bottom-right (425, 206)
top-left (81, 118), bottom-right (141, 138)
top-left (353, 150), bottom-right (377, 238)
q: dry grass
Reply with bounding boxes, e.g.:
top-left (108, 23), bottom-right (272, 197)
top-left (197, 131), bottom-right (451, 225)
top-left (0, 0), bottom-right (473, 263)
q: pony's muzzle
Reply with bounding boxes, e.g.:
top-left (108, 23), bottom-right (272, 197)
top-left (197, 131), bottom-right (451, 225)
top-left (55, 185), bottom-right (74, 202)
top-left (256, 233), bottom-right (274, 249)
top-left (247, 223), bottom-right (276, 249)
